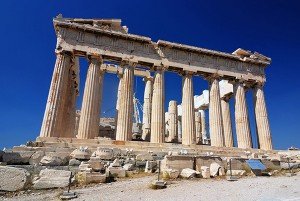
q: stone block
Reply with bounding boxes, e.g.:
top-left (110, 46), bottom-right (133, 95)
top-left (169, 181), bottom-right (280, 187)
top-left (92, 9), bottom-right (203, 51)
top-left (110, 158), bottom-right (121, 167)
top-left (91, 148), bottom-right (113, 160)
top-left (261, 159), bottom-right (281, 170)
top-left (0, 166), bottom-right (30, 191)
top-left (136, 153), bottom-right (154, 161)
top-left (76, 172), bottom-right (106, 185)
top-left (29, 151), bottom-right (45, 165)
top-left (123, 163), bottom-right (134, 171)
top-left (69, 159), bottom-right (81, 166)
top-left (210, 162), bottom-right (222, 177)
top-left (3, 151), bottom-right (35, 165)
top-left (226, 170), bottom-right (246, 177)
top-left (201, 166), bottom-right (210, 179)
top-left (161, 155), bottom-right (194, 172)
top-left (79, 162), bottom-right (92, 172)
top-left (33, 169), bottom-right (72, 189)
top-left (70, 148), bottom-right (91, 160)
top-left (107, 166), bottom-right (126, 178)
top-left (195, 156), bottom-right (224, 172)
top-left (88, 158), bottom-right (105, 171)
top-left (40, 156), bottom-right (64, 166)
top-left (162, 169), bottom-right (180, 179)
top-left (180, 168), bottom-right (199, 178)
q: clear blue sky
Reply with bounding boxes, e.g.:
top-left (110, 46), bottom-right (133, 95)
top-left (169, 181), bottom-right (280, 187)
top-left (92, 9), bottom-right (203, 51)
top-left (0, 0), bottom-right (299, 150)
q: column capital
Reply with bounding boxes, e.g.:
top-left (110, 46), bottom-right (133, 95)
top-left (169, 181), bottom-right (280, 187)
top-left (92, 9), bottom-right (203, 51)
top-left (55, 49), bottom-right (73, 57)
top-left (87, 54), bottom-right (103, 64)
top-left (120, 60), bottom-right (138, 67)
top-left (179, 70), bottom-right (195, 77)
top-left (204, 73), bottom-right (222, 83)
top-left (152, 64), bottom-right (168, 72)
top-left (252, 81), bottom-right (265, 88)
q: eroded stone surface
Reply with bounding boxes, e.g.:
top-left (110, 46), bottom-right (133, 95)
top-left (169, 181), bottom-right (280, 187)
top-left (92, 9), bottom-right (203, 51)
top-left (0, 166), bottom-right (30, 191)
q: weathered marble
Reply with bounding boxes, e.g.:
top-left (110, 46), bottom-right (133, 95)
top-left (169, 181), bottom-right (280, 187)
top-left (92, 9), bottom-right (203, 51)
top-left (142, 77), bottom-right (153, 141)
top-left (115, 64), bottom-right (134, 141)
top-left (209, 78), bottom-right (225, 147)
top-left (40, 52), bottom-right (72, 138)
top-left (199, 110), bottom-right (207, 143)
top-left (181, 72), bottom-right (196, 145)
top-left (254, 84), bottom-right (273, 150)
top-left (150, 67), bottom-right (165, 143)
top-left (221, 97), bottom-right (234, 147)
top-left (234, 82), bottom-right (252, 149)
top-left (77, 57), bottom-right (103, 139)
top-left (195, 111), bottom-right (202, 144)
top-left (167, 100), bottom-right (178, 142)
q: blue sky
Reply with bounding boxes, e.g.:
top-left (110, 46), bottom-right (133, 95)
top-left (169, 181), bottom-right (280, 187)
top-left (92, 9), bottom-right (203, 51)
top-left (0, 0), bottom-right (299, 150)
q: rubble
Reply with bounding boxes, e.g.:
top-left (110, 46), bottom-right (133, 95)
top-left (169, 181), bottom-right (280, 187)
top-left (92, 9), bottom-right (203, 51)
top-left (162, 169), bottom-right (180, 179)
top-left (0, 166), bottom-right (30, 191)
top-left (70, 146), bottom-right (91, 160)
top-left (33, 169), bottom-right (72, 189)
top-left (40, 155), bottom-right (65, 166)
top-left (180, 168), bottom-right (200, 178)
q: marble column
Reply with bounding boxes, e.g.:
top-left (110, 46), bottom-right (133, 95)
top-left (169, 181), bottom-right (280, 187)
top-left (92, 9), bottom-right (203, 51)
top-left (254, 84), bottom-right (273, 150)
top-left (167, 100), bottom-right (178, 142)
top-left (150, 67), bottom-right (165, 143)
top-left (177, 116), bottom-right (182, 143)
top-left (77, 56), bottom-right (104, 139)
top-left (181, 72), bottom-right (196, 145)
top-left (199, 110), bottom-right (207, 143)
top-left (60, 57), bottom-right (80, 138)
top-left (195, 111), bottom-right (202, 144)
top-left (115, 74), bottom-right (123, 136)
top-left (40, 52), bottom-right (72, 138)
top-left (115, 64), bottom-right (134, 141)
top-left (209, 78), bottom-right (225, 147)
top-left (142, 77), bottom-right (153, 141)
top-left (221, 97), bottom-right (234, 147)
top-left (234, 82), bottom-right (252, 148)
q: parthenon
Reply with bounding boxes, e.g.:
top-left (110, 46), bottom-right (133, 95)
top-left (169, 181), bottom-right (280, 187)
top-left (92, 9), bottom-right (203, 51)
top-left (39, 15), bottom-right (273, 150)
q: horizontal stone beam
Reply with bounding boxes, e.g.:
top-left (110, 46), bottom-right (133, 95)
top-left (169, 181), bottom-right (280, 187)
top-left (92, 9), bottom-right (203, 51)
top-left (101, 64), bottom-right (151, 77)
top-left (54, 17), bottom-right (270, 82)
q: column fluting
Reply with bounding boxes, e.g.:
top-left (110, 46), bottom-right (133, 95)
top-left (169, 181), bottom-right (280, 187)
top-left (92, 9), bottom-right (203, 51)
top-left (209, 77), bottom-right (225, 147)
top-left (115, 64), bottom-right (134, 141)
top-left (254, 84), bottom-right (273, 150)
top-left (221, 97), bottom-right (234, 147)
top-left (77, 57), bottom-right (103, 139)
top-left (181, 72), bottom-right (196, 145)
top-left (150, 67), bottom-right (165, 143)
top-left (234, 82), bottom-right (252, 148)
top-left (40, 52), bottom-right (71, 138)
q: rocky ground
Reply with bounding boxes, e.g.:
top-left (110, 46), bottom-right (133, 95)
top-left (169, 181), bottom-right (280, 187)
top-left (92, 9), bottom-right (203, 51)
top-left (3, 173), bottom-right (300, 201)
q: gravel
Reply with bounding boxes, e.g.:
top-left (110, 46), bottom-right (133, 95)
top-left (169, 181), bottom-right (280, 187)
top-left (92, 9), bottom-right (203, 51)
top-left (3, 173), bottom-right (300, 201)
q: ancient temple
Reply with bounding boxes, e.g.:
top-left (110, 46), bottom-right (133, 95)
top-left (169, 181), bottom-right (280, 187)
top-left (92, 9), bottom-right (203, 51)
top-left (39, 15), bottom-right (272, 150)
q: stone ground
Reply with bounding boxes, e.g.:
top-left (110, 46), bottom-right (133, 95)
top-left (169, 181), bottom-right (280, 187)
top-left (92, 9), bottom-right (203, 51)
top-left (2, 173), bottom-right (300, 201)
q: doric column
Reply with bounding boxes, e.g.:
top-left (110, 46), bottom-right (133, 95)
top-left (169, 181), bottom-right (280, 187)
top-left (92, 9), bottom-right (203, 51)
top-left (221, 97), bottom-right (234, 147)
top-left (195, 111), bottom-right (202, 144)
top-left (253, 83), bottom-right (273, 150)
top-left (199, 110), bottom-right (207, 143)
top-left (115, 74), bottom-right (123, 135)
top-left (61, 57), bottom-right (80, 138)
top-left (40, 51), bottom-right (72, 138)
top-left (115, 63), bottom-right (134, 141)
top-left (142, 77), bottom-right (153, 141)
top-left (181, 71), bottom-right (196, 145)
top-left (150, 66), bottom-right (165, 143)
top-left (209, 77), bottom-right (225, 147)
top-left (77, 56), bottom-right (104, 139)
top-left (177, 116), bottom-right (182, 143)
top-left (167, 100), bottom-right (178, 142)
top-left (234, 81), bottom-right (252, 148)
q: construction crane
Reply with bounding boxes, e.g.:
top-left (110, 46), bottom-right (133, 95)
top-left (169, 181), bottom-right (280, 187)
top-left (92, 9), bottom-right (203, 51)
top-left (132, 93), bottom-right (143, 140)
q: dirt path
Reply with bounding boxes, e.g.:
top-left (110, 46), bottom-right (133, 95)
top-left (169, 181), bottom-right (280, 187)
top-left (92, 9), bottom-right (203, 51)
top-left (3, 173), bottom-right (300, 201)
